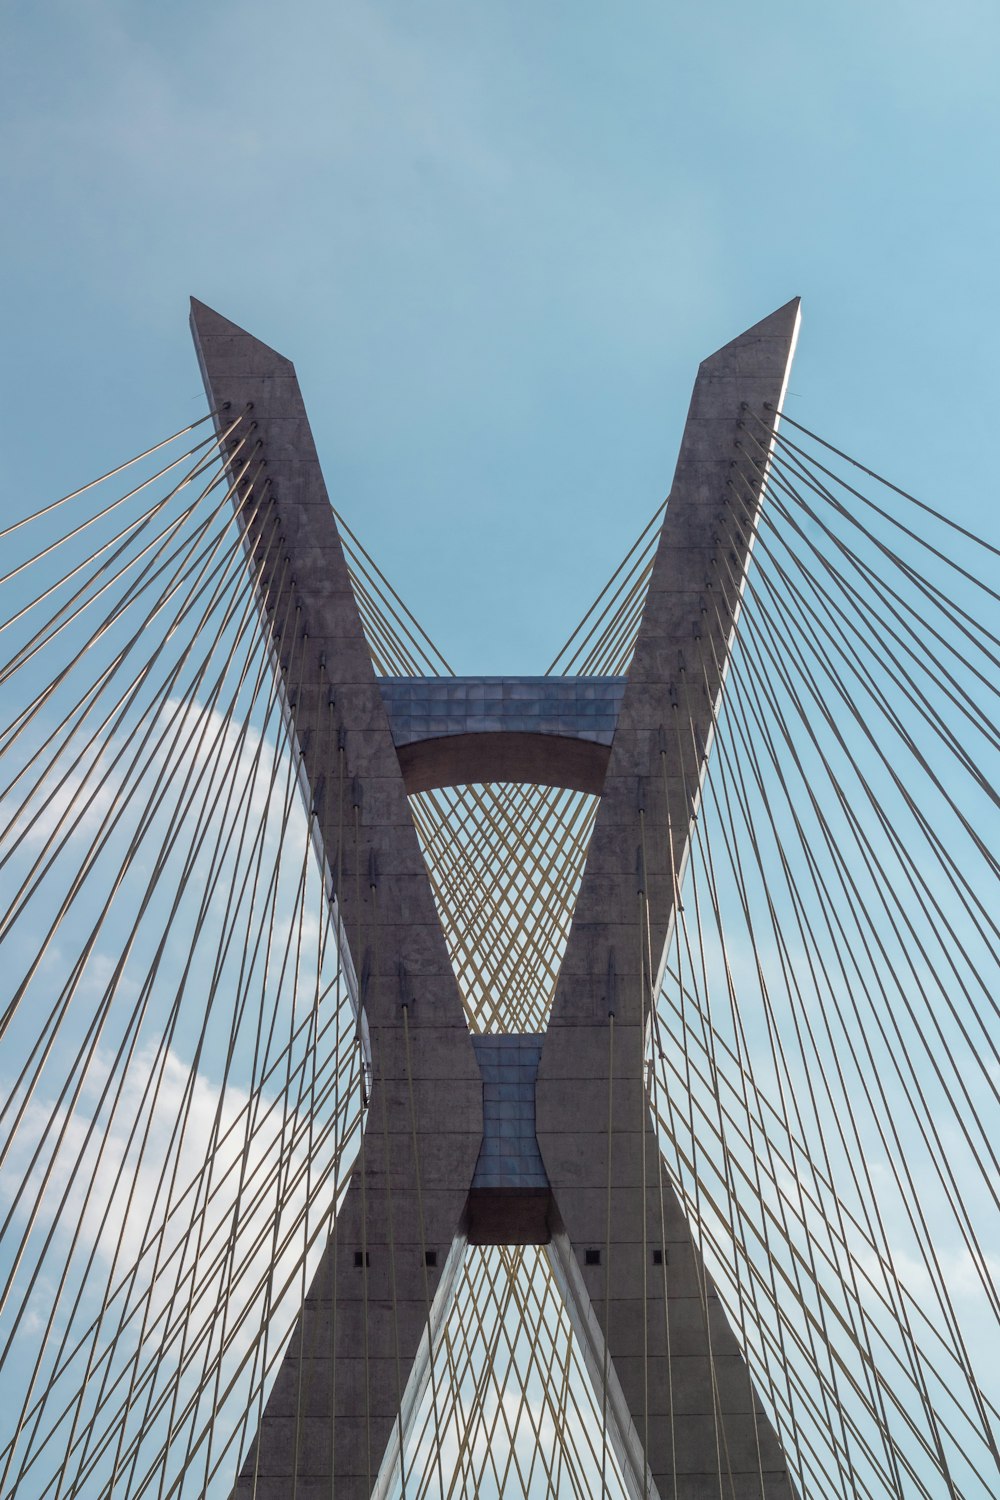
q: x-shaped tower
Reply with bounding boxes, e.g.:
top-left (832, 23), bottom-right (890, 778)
top-left (192, 295), bottom-right (800, 1499)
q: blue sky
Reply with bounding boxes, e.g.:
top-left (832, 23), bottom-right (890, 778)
top-left (0, 7), bottom-right (998, 1495)
top-left (3, 0), bottom-right (998, 669)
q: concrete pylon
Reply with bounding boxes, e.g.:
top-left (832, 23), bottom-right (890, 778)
top-left (536, 298), bottom-right (800, 1497)
top-left (191, 299), bottom-right (483, 1497)
top-left (191, 296), bottom-right (800, 1498)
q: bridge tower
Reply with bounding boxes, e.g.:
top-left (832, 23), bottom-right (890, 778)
top-left (191, 294), bottom-right (800, 1499)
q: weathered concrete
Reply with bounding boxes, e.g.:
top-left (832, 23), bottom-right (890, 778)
top-left (191, 296), bottom-right (800, 1499)
top-left (536, 297), bottom-right (801, 1497)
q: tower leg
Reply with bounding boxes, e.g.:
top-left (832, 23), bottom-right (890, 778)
top-left (537, 300), bottom-right (801, 1498)
top-left (190, 300), bottom-right (483, 1498)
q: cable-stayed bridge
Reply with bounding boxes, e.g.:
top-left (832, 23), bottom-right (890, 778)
top-left (0, 299), bottom-right (995, 1499)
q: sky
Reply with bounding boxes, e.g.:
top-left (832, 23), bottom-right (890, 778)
top-left (2, 0), bottom-right (999, 671)
top-left (0, 6), bottom-right (999, 1495)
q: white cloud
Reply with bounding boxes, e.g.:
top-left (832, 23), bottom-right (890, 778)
top-left (0, 660), bottom-right (350, 1495)
top-left (0, 1020), bottom-right (359, 1497)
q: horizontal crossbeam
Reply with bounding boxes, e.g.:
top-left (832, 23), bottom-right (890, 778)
top-left (379, 675), bottom-right (624, 792)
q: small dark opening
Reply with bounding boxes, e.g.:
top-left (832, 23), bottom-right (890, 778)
top-left (354, 1250), bottom-right (370, 1268)
top-left (585, 1248), bottom-right (601, 1266)
top-left (425, 1250), bottom-right (438, 1267)
top-left (653, 1248), bottom-right (664, 1266)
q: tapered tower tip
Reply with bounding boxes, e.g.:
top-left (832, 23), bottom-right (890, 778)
top-left (189, 298), bottom-right (294, 382)
top-left (706, 296), bottom-right (801, 361)
top-left (696, 296), bottom-right (801, 410)
top-left (189, 297), bottom-right (264, 345)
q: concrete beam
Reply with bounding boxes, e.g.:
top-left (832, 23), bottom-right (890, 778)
top-left (379, 674), bottom-right (623, 792)
top-left (396, 729), bottom-right (611, 793)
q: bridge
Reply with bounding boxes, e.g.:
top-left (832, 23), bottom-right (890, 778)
top-left (0, 297), bottom-right (995, 1499)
